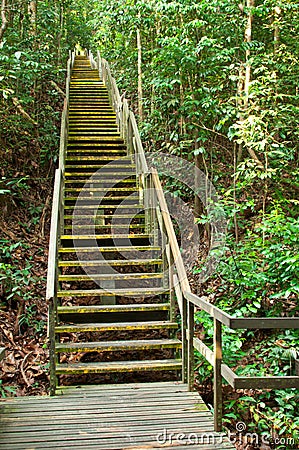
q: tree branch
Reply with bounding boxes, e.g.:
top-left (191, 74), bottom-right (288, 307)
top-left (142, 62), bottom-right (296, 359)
top-left (50, 80), bottom-right (66, 97)
top-left (12, 97), bottom-right (38, 126)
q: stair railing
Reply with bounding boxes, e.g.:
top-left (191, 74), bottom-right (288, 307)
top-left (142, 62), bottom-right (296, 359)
top-left (87, 50), bottom-right (299, 432)
top-left (46, 49), bottom-right (75, 395)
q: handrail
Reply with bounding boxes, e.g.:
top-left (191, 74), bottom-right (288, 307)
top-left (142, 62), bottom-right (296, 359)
top-left (47, 49), bottom-right (75, 394)
top-left (46, 168), bottom-right (62, 303)
top-left (151, 168), bottom-right (190, 295)
top-left (90, 49), bottom-right (299, 432)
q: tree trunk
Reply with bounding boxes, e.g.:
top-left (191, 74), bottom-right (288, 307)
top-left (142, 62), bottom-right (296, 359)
top-left (136, 26), bottom-right (143, 121)
top-left (238, 0), bottom-right (264, 168)
top-left (244, 0), bottom-right (254, 108)
top-left (57, 4), bottom-right (64, 66)
top-left (28, 0), bottom-right (37, 47)
top-left (273, 6), bottom-right (281, 54)
top-left (0, 0), bottom-right (8, 42)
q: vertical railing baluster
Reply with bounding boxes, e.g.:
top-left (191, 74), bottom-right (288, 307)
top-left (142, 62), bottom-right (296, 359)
top-left (214, 318), bottom-right (223, 431)
top-left (182, 295), bottom-right (188, 384)
top-left (187, 301), bottom-right (195, 390)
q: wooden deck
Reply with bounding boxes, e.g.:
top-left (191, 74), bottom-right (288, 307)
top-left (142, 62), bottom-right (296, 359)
top-left (0, 382), bottom-right (234, 449)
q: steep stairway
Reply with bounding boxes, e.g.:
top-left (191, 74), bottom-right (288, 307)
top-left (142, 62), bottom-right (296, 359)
top-left (52, 55), bottom-right (182, 390)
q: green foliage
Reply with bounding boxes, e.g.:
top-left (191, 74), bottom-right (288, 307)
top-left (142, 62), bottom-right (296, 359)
top-left (213, 208), bottom-right (299, 315)
top-left (0, 380), bottom-right (17, 398)
top-left (19, 304), bottom-right (46, 336)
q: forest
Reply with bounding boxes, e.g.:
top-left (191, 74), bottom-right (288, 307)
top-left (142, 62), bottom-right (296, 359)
top-left (0, 1), bottom-right (298, 448)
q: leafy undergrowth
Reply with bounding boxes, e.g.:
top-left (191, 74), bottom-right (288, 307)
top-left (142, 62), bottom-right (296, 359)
top-left (192, 208), bottom-right (299, 449)
top-left (0, 213), bottom-right (51, 397)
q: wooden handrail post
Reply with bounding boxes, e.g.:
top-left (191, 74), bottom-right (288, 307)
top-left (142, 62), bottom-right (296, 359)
top-left (49, 297), bottom-right (57, 395)
top-left (182, 294), bottom-right (188, 383)
top-left (214, 318), bottom-right (223, 431)
top-left (188, 300), bottom-right (195, 390)
top-left (167, 247), bottom-right (175, 322)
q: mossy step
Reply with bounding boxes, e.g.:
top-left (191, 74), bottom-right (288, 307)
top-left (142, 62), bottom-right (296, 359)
top-left (69, 98), bottom-right (109, 100)
top-left (70, 81), bottom-right (104, 84)
top-left (55, 339), bottom-right (181, 354)
top-left (67, 144), bottom-right (126, 150)
top-left (64, 225), bottom-right (145, 231)
top-left (56, 359), bottom-right (182, 374)
top-left (64, 179), bottom-right (136, 185)
top-left (68, 119), bottom-right (117, 122)
top-left (58, 258), bottom-right (161, 267)
top-left (61, 233), bottom-right (150, 240)
top-left (67, 137), bottom-right (124, 141)
top-left (64, 204), bottom-right (141, 210)
top-left (69, 107), bottom-right (113, 111)
top-left (66, 156), bottom-right (127, 161)
top-left (65, 165), bottom-right (134, 170)
top-left (66, 150), bottom-right (124, 155)
top-left (55, 320), bottom-right (177, 333)
top-left (64, 172), bottom-right (135, 178)
top-left (68, 132), bottom-right (120, 136)
top-left (64, 196), bottom-right (138, 202)
top-left (64, 187), bottom-right (137, 192)
top-left (68, 129), bottom-right (119, 133)
top-left (57, 304), bottom-right (169, 314)
top-left (64, 171), bottom-right (135, 177)
top-left (64, 214), bottom-right (143, 220)
top-left (58, 245), bottom-right (160, 253)
top-left (57, 287), bottom-right (167, 297)
top-left (69, 125), bottom-right (117, 131)
top-left (69, 110), bottom-right (116, 114)
top-left (59, 272), bottom-right (163, 282)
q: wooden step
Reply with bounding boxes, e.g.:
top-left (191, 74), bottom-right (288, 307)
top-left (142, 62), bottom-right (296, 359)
top-left (58, 259), bottom-right (161, 268)
top-left (57, 287), bottom-right (167, 297)
top-left (63, 224), bottom-right (145, 230)
top-left (55, 339), bottom-right (181, 353)
top-left (58, 245), bottom-right (160, 253)
top-left (57, 303), bottom-right (169, 314)
top-left (55, 320), bottom-right (178, 333)
top-left (64, 214), bottom-right (143, 219)
top-left (65, 165), bottom-right (134, 171)
top-left (56, 359), bottom-right (182, 374)
top-left (61, 233), bottom-right (150, 240)
top-left (64, 179), bottom-right (136, 186)
top-left (66, 150), bottom-right (127, 155)
top-left (65, 196), bottom-right (138, 203)
top-left (64, 187), bottom-right (137, 192)
top-left (64, 204), bottom-right (142, 210)
top-left (59, 272), bottom-right (163, 282)
top-left (64, 172), bottom-right (136, 178)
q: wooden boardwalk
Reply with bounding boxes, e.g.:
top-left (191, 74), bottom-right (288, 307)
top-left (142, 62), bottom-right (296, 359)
top-left (0, 382), bottom-right (234, 449)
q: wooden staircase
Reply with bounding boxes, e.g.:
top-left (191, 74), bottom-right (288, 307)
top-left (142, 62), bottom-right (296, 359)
top-left (49, 55), bottom-right (182, 391)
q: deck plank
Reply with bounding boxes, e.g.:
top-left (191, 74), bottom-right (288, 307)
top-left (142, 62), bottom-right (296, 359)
top-left (0, 382), bottom-right (234, 449)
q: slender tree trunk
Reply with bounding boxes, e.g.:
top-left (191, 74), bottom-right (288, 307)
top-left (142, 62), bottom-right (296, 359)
top-left (244, 0), bottom-right (253, 108)
top-left (136, 26), bottom-right (143, 121)
top-left (28, 0), bottom-right (37, 50)
top-left (238, 0), bottom-right (264, 168)
top-left (57, 4), bottom-right (64, 66)
top-left (273, 6), bottom-right (281, 54)
top-left (0, 0), bottom-right (8, 42)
